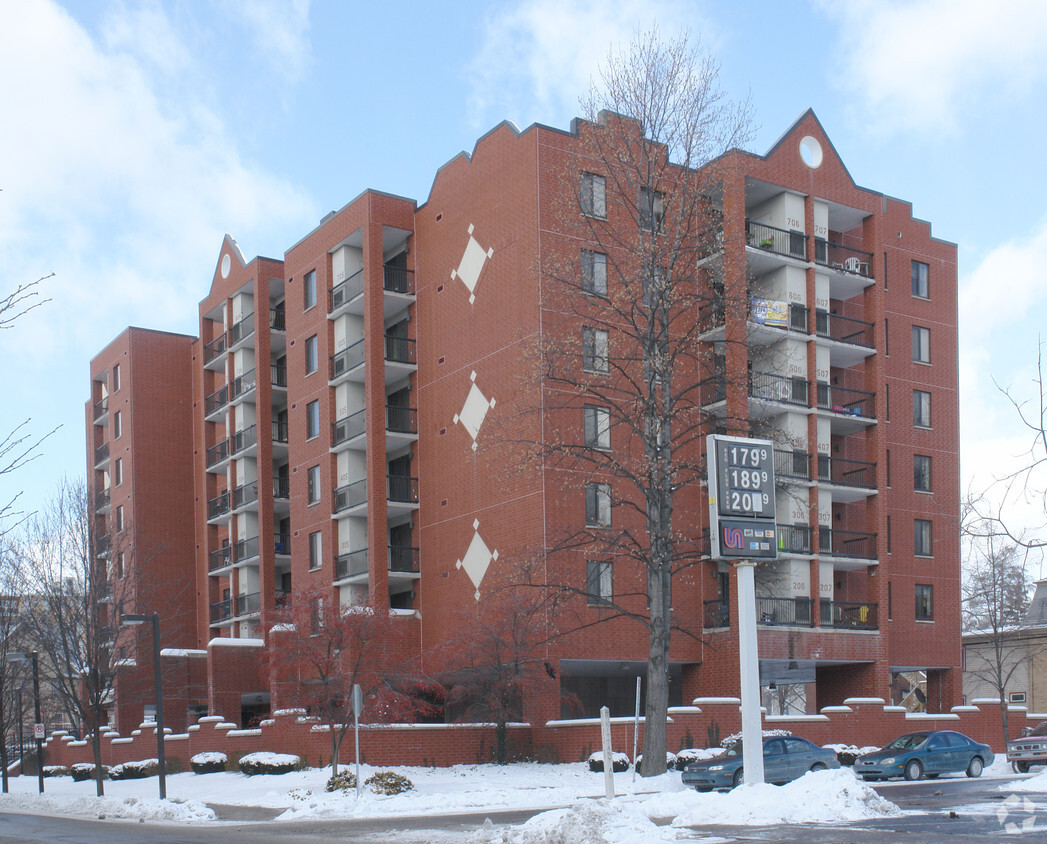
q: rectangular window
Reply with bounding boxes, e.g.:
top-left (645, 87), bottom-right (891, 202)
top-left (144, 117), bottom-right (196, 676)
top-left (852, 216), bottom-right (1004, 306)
top-left (308, 530), bottom-right (322, 570)
top-left (581, 250), bottom-right (607, 295)
top-left (304, 269), bottom-right (317, 311)
top-left (113, 410), bottom-right (122, 439)
top-left (305, 335), bottom-right (318, 375)
top-left (914, 390), bottom-right (931, 427)
top-left (914, 455), bottom-right (932, 492)
top-left (311, 596), bottom-right (324, 632)
top-left (888, 582), bottom-right (892, 621)
top-left (915, 583), bottom-right (933, 620)
top-left (885, 449), bottom-right (891, 487)
top-left (580, 172), bottom-right (606, 218)
top-left (114, 458), bottom-right (123, 486)
top-left (911, 260), bottom-right (929, 298)
top-left (914, 519), bottom-right (933, 556)
top-left (117, 551), bottom-right (125, 579)
top-left (639, 187), bottom-right (665, 232)
top-left (582, 327), bottom-right (609, 373)
top-left (885, 383), bottom-right (890, 421)
top-left (115, 505), bottom-right (124, 532)
top-left (583, 405), bottom-right (611, 450)
top-left (306, 400), bottom-right (320, 439)
top-left (586, 560), bottom-right (613, 606)
top-left (112, 364), bottom-right (121, 392)
top-left (912, 326), bottom-right (930, 363)
top-left (884, 318), bottom-right (889, 356)
top-left (886, 515), bottom-right (892, 554)
top-left (1010, 692), bottom-right (1027, 703)
top-left (307, 465), bottom-right (321, 504)
top-left (585, 482), bottom-right (611, 527)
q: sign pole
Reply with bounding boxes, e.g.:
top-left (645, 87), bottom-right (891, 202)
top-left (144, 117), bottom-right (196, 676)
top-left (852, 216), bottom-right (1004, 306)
top-left (735, 560), bottom-right (764, 785)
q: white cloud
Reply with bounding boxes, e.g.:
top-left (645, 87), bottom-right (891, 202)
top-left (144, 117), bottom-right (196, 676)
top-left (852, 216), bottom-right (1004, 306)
top-left (818, 0), bottom-right (1047, 133)
top-left (466, 0), bottom-right (708, 130)
top-left (220, 0), bottom-right (312, 82)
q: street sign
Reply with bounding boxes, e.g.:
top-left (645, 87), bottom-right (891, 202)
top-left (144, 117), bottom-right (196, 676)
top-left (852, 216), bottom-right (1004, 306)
top-left (33, 723), bottom-right (45, 740)
top-left (352, 684), bottom-right (363, 717)
top-left (707, 435), bottom-right (777, 559)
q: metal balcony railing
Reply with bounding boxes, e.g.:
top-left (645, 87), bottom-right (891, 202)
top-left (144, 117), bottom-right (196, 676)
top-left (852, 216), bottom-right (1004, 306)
top-left (274, 533), bottom-right (290, 555)
top-left (94, 489), bottom-right (110, 511)
top-left (270, 306), bottom-right (285, 332)
top-left (272, 420), bottom-right (289, 444)
top-left (334, 479), bottom-right (367, 513)
top-left (235, 591), bottom-right (261, 617)
top-left (210, 598), bottom-right (233, 624)
top-left (95, 533), bottom-right (111, 557)
top-left (756, 596), bottom-right (814, 627)
top-left (335, 548), bottom-right (369, 580)
top-left (229, 312), bottom-right (254, 346)
top-left (816, 311), bottom-right (874, 348)
top-left (819, 527), bottom-right (878, 560)
top-left (208, 545), bottom-right (231, 572)
top-left (231, 481), bottom-right (259, 510)
top-left (774, 449), bottom-right (811, 482)
top-left (330, 269), bottom-right (364, 313)
top-left (817, 455), bottom-right (876, 490)
top-left (820, 599), bottom-right (878, 630)
top-left (94, 442), bottom-right (110, 466)
top-left (271, 363), bottom-right (287, 388)
top-left (776, 523), bottom-right (812, 554)
top-left (749, 370), bottom-right (809, 407)
top-left (207, 491), bottom-right (230, 520)
top-left (386, 405), bottom-right (417, 434)
top-left (813, 239), bottom-right (874, 278)
top-left (389, 545), bottom-right (419, 572)
top-left (703, 599), bottom-right (730, 629)
top-left (816, 384), bottom-right (875, 418)
top-left (332, 410), bottom-right (366, 446)
top-left (385, 335), bottom-right (416, 365)
top-left (206, 439), bottom-right (229, 468)
top-left (93, 396), bottom-right (108, 422)
top-left (746, 220), bottom-right (807, 260)
top-left (203, 333), bottom-right (227, 364)
top-left (233, 536), bottom-right (260, 563)
top-left (229, 369), bottom-right (256, 401)
top-left (331, 339), bottom-right (365, 379)
top-left (384, 265), bottom-right (415, 295)
top-left (229, 425), bottom-right (257, 456)
top-left (205, 385), bottom-right (229, 416)
top-left (273, 477), bottom-right (290, 501)
top-left (388, 475), bottom-right (419, 503)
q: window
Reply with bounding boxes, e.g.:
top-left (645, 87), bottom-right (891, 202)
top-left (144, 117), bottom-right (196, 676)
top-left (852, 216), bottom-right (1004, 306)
top-left (307, 465), bottom-right (321, 504)
top-left (915, 584), bottom-right (933, 620)
top-left (581, 250), bottom-right (607, 295)
top-left (585, 482), bottom-right (611, 527)
top-left (114, 458), bottom-right (123, 486)
top-left (639, 187), bottom-right (665, 232)
top-left (912, 326), bottom-right (930, 363)
top-left (112, 364), bottom-right (121, 392)
top-left (885, 384), bottom-right (890, 421)
top-left (914, 390), bottom-right (931, 428)
top-left (911, 260), bottom-right (929, 298)
top-left (580, 172), bottom-right (606, 218)
top-left (586, 560), bottom-right (613, 606)
top-left (311, 596), bottom-right (324, 633)
top-left (914, 519), bottom-right (933, 556)
top-left (885, 450), bottom-right (891, 487)
top-left (116, 551), bottom-right (125, 579)
top-left (308, 530), bottom-right (322, 570)
top-left (115, 505), bottom-right (124, 532)
top-left (886, 516), bottom-right (891, 554)
top-left (113, 410), bottom-right (122, 439)
top-left (914, 455), bottom-right (932, 492)
top-left (304, 269), bottom-right (317, 310)
top-left (305, 335), bottom-right (318, 375)
top-left (306, 400), bottom-right (319, 439)
top-left (887, 582), bottom-right (892, 620)
top-left (1010, 692), bottom-right (1027, 704)
top-left (584, 405), bottom-right (610, 450)
top-left (582, 327), bottom-right (609, 373)
top-left (884, 318), bottom-right (889, 356)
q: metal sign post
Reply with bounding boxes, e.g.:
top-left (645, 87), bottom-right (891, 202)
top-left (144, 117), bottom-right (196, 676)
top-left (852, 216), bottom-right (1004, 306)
top-left (352, 683), bottom-right (363, 799)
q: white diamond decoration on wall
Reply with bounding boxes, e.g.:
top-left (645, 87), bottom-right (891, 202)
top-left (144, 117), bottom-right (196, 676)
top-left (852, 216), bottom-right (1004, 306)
top-left (456, 519), bottom-right (498, 601)
top-left (450, 224), bottom-right (493, 304)
top-left (453, 371), bottom-right (495, 451)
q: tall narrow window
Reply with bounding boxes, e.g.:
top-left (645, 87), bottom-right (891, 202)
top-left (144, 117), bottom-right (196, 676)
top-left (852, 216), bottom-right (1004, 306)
top-left (308, 530), bottom-right (322, 570)
top-left (586, 560), bottom-right (613, 606)
top-left (888, 582), bottom-right (892, 620)
top-left (307, 465), bottom-right (321, 504)
top-left (581, 250), bottom-right (607, 295)
top-left (639, 187), bottom-right (665, 232)
top-left (884, 318), bottom-right (889, 356)
top-left (115, 505), bottom-right (124, 532)
top-left (585, 482), bottom-right (611, 527)
top-left (885, 449), bottom-right (891, 487)
top-left (305, 335), bottom-right (318, 375)
top-left (913, 390), bottom-right (931, 428)
top-left (304, 269), bottom-right (317, 310)
top-left (914, 455), bottom-right (932, 492)
top-left (113, 410), bottom-right (122, 439)
top-left (912, 326), bottom-right (930, 363)
top-left (886, 515), bottom-right (892, 553)
top-left (583, 405), bottom-right (611, 450)
top-left (914, 519), bottom-right (933, 556)
top-left (112, 364), bottom-right (121, 392)
top-left (915, 584), bottom-right (933, 620)
top-left (114, 458), bottom-right (123, 486)
top-left (582, 327), bottom-right (609, 373)
top-left (580, 173), bottom-right (606, 218)
top-left (911, 260), bottom-right (929, 298)
top-left (306, 400), bottom-right (320, 439)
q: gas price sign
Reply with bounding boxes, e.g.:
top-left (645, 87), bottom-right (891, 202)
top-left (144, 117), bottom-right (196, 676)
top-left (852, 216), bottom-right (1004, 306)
top-left (707, 435), bottom-right (777, 560)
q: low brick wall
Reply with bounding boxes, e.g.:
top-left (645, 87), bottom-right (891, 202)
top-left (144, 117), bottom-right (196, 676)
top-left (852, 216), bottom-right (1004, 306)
top-left (36, 697), bottom-right (1030, 772)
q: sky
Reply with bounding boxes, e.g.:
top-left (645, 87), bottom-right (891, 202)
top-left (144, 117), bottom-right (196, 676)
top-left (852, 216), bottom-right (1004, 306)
top-left (2, 0), bottom-right (1047, 562)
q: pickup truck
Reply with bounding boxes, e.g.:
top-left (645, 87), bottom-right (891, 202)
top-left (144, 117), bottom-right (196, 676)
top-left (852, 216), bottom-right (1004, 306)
top-left (1007, 721), bottom-right (1047, 773)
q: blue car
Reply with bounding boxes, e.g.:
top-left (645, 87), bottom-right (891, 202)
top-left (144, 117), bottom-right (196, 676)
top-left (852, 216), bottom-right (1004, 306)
top-left (682, 735), bottom-right (839, 791)
top-left (855, 730), bottom-right (994, 781)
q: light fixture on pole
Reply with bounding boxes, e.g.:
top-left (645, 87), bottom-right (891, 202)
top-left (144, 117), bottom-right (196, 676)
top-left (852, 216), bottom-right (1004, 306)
top-left (7, 652), bottom-right (44, 794)
top-left (120, 612), bottom-right (166, 800)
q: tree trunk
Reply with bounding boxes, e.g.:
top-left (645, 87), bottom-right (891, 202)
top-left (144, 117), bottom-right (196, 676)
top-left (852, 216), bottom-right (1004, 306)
top-left (495, 720), bottom-right (508, 764)
top-left (91, 729), bottom-right (104, 796)
top-left (1001, 699), bottom-right (1011, 749)
top-left (1, 742), bottom-right (9, 793)
top-left (641, 555), bottom-right (671, 776)
top-left (330, 727), bottom-right (340, 777)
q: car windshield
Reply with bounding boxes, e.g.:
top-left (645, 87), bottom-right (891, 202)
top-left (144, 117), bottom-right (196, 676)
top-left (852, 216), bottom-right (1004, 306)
top-left (885, 733), bottom-right (928, 751)
top-left (723, 742), bottom-right (742, 758)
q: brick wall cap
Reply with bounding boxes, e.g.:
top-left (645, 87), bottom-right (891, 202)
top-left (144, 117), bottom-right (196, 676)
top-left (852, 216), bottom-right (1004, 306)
top-left (692, 697), bottom-right (741, 706)
top-left (883, 705), bottom-right (908, 713)
top-left (970, 698), bottom-right (1003, 706)
top-left (164, 734), bottom-right (189, 742)
top-left (819, 706), bottom-right (854, 714)
top-left (768, 714), bottom-right (830, 722)
top-left (905, 712), bottom-right (960, 721)
top-left (52, 730), bottom-right (69, 737)
top-left (843, 697), bottom-right (886, 706)
top-left (114, 658), bottom-right (137, 668)
top-left (160, 648), bottom-right (207, 657)
top-left (273, 708), bottom-right (307, 717)
top-left (668, 706), bottom-right (702, 715)
top-left (111, 737), bottom-right (133, 744)
top-left (208, 637), bottom-right (265, 648)
top-left (228, 729), bottom-right (263, 737)
top-left (215, 722), bottom-right (238, 731)
top-left (546, 716), bottom-right (655, 727)
top-left (187, 725), bottom-right (200, 732)
top-left (68, 740), bottom-right (87, 747)
top-left (197, 716), bottom-right (227, 723)
top-left (950, 706), bottom-right (980, 713)
top-left (259, 719), bottom-right (275, 728)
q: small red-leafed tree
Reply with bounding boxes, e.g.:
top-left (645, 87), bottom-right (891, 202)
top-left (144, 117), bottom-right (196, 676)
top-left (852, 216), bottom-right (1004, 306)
top-left (266, 585), bottom-right (400, 775)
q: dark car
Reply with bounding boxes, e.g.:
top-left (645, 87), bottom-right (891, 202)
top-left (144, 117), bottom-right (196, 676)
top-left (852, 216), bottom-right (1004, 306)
top-left (855, 730), bottom-right (993, 781)
top-left (681, 735), bottom-right (840, 791)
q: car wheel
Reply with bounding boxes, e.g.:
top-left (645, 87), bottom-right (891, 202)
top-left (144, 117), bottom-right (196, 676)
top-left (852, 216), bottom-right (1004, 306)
top-left (732, 768), bottom-right (744, 788)
top-left (904, 759), bottom-right (923, 781)
top-left (1014, 761), bottom-right (1031, 774)
top-left (966, 757), bottom-right (983, 778)
top-left (809, 762), bottom-right (827, 773)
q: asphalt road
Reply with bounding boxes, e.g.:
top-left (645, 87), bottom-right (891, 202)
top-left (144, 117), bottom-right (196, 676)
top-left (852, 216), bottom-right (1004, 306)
top-left (1, 774), bottom-right (1046, 843)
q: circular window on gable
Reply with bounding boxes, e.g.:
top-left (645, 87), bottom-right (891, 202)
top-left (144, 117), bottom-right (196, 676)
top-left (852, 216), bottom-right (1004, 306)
top-left (220, 253), bottom-right (231, 279)
top-left (799, 136), bottom-right (823, 169)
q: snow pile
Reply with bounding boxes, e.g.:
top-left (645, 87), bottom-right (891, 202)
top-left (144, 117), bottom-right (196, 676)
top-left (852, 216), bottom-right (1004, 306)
top-left (467, 800), bottom-right (676, 844)
top-left (1000, 767), bottom-right (1047, 792)
top-left (0, 792), bottom-right (215, 823)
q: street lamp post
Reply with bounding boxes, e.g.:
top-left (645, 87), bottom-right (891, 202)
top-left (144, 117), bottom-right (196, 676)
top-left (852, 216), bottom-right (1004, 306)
top-left (7, 653), bottom-right (45, 794)
top-left (120, 612), bottom-right (165, 800)
top-left (15, 686), bottom-right (23, 771)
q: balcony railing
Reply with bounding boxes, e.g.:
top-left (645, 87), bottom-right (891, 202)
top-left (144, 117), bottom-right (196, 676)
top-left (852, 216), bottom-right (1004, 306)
top-left (233, 536), bottom-right (260, 563)
top-left (94, 489), bottom-right (110, 511)
top-left (389, 545), bottom-right (419, 572)
top-left (206, 439), bottom-right (229, 468)
top-left (388, 474), bottom-right (419, 503)
top-left (333, 409), bottom-right (366, 446)
top-left (820, 599), bottom-right (878, 630)
top-left (384, 265), bottom-right (415, 295)
top-left (334, 479), bottom-right (367, 513)
top-left (816, 311), bottom-right (874, 348)
top-left (272, 420), bottom-right (289, 444)
top-left (703, 599), bottom-right (730, 629)
top-left (331, 339), bottom-right (365, 379)
top-left (335, 548), bottom-right (369, 580)
top-left (273, 477), bottom-right (290, 501)
top-left (817, 455), bottom-right (876, 489)
top-left (385, 335), bottom-right (416, 365)
top-left (756, 596), bottom-right (814, 627)
top-left (94, 442), bottom-right (110, 466)
top-left (205, 384), bottom-right (229, 417)
top-left (819, 527), bottom-right (877, 560)
top-left (95, 533), bottom-right (111, 557)
top-left (271, 363), bottom-right (287, 388)
top-left (209, 598), bottom-right (233, 623)
top-left (93, 396), bottom-right (108, 422)
top-left (270, 306), bottom-right (285, 332)
top-left (275, 533), bottom-right (290, 555)
top-left (207, 490), bottom-right (230, 520)
top-left (235, 591), bottom-right (261, 617)
top-left (229, 369), bottom-right (256, 401)
top-left (229, 312), bottom-right (255, 346)
top-left (387, 405), bottom-right (417, 434)
top-left (229, 425), bottom-right (257, 456)
top-left (203, 333), bottom-right (227, 364)
top-left (749, 370), bottom-right (809, 407)
top-left (816, 384), bottom-right (875, 418)
top-left (814, 239), bottom-right (874, 278)
top-left (330, 269), bottom-right (364, 313)
top-left (776, 523), bottom-right (812, 554)
top-left (208, 545), bottom-right (232, 572)
top-left (774, 449), bottom-right (811, 482)
top-left (746, 220), bottom-right (806, 260)
top-left (231, 481), bottom-right (259, 510)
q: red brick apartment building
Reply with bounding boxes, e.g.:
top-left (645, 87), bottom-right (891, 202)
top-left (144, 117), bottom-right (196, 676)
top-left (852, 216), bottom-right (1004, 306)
top-left (87, 110), bottom-right (959, 735)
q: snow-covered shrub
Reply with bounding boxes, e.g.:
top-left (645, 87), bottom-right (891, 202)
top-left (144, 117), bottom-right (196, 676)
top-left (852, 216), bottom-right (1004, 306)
top-left (635, 752), bottom-right (677, 774)
top-left (70, 762), bottom-right (110, 782)
top-left (824, 744), bottom-right (861, 766)
top-left (191, 752), bottom-right (228, 775)
top-left (587, 751), bottom-right (630, 773)
top-left (325, 770), bottom-right (357, 792)
top-left (365, 771), bottom-right (413, 794)
top-left (238, 752), bottom-right (301, 776)
top-left (674, 748), bottom-right (725, 770)
top-left (720, 728), bottom-right (791, 747)
top-left (110, 759), bottom-right (159, 780)
top-left (42, 765), bottom-right (70, 778)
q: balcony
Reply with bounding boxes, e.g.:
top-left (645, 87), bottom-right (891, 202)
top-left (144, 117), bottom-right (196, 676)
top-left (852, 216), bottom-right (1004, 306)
top-left (271, 362), bottom-right (287, 389)
top-left (386, 405), bottom-right (418, 450)
top-left (777, 523), bottom-right (813, 555)
top-left (820, 599), bottom-right (878, 630)
top-left (816, 311), bottom-right (875, 368)
top-left (206, 439), bottom-right (230, 470)
top-left (329, 265), bottom-right (416, 320)
top-left (94, 488), bottom-right (110, 513)
top-left (232, 536), bottom-right (260, 564)
top-left (95, 533), bottom-right (111, 558)
top-left (208, 545), bottom-right (232, 573)
top-left (273, 476), bottom-right (290, 503)
top-left (231, 481), bottom-right (259, 512)
top-left (333, 479), bottom-right (367, 514)
top-left (209, 598), bottom-right (233, 624)
top-left (819, 527), bottom-right (878, 567)
top-left (229, 425), bottom-right (258, 457)
top-left (93, 396), bottom-right (109, 425)
top-left (774, 449), bottom-right (811, 483)
top-left (330, 339), bottom-right (365, 383)
top-left (270, 306), bottom-right (285, 332)
top-left (389, 545), bottom-right (419, 573)
top-left (814, 239), bottom-right (873, 278)
top-left (332, 409), bottom-right (366, 451)
top-left (817, 455), bottom-right (876, 502)
top-left (207, 490), bottom-right (230, 522)
top-left (229, 369), bottom-right (256, 404)
top-left (272, 420), bottom-right (289, 446)
top-left (756, 596), bottom-right (814, 627)
top-left (330, 268), bottom-right (365, 316)
top-left (228, 312), bottom-right (255, 350)
top-left (748, 370), bottom-right (809, 417)
top-left (703, 599), bottom-right (730, 629)
top-left (335, 548), bottom-right (369, 581)
top-left (385, 334), bottom-right (416, 365)
top-left (274, 533), bottom-right (290, 556)
top-left (384, 265), bottom-right (414, 295)
top-left (203, 333), bottom-right (227, 369)
top-left (94, 441), bottom-right (110, 468)
top-left (745, 220), bottom-right (807, 277)
top-left (204, 385), bottom-right (229, 419)
top-left (816, 384), bottom-right (876, 433)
